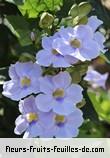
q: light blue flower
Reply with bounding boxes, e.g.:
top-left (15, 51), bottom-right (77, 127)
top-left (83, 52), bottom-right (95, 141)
top-left (2, 62), bottom-right (42, 101)
top-left (53, 25), bottom-right (101, 61)
top-left (36, 33), bottom-right (78, 68)
top-left (84, 67), bottom-right (108, 89)
top-left (14, 96), bottom-right (55, 138)
top-left (50, 108), bottom-right (84, 138)
top-left (40, 108), bottom-right (84, 138)
top-left (35, 71), bottom-right (83, 115)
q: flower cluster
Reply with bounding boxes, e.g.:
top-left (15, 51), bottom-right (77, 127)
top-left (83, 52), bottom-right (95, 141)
top-left (3, 66), bottom-right (83, 138)
top-left (15, 95), bottom-right (83, 138)
top-left (36, 16), bottom-right (105, 67)
top-left (2, 16), bottom-right (106, 138)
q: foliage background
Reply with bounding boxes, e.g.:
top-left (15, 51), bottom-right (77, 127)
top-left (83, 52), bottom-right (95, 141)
top-left (0, 0), bottom-right (110, 137)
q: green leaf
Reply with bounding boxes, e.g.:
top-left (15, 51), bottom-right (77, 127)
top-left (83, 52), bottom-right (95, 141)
top-left (88, 91), bottom-right (110, 123)
top-left (78, 120), bottom-right (105, 138)
top-left (44, 0), bottom-right (63, 11)
top-left (13, 0), bottom-right (63, 18)
top-left (88, 91), bottom-right (101, 112)
top-left (103, 51), bottom-right (110, 64)
top-left (5, 15), bottom-right (32, 46)
top-left (20, 0), bottom-right (47, 18)
top-left (82, 90), bottom-right (99, 123)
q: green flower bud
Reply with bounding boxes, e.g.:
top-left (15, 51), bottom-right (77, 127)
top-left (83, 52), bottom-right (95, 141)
top-left (68, 4), bottom-right (79, 18)
top-left (78, 16), bottom-right (88, 25)
top-left (71, 71), bottom-right (82, 83)
top-left (72, 16), bottom-right (88, 26)
top-left (39, 12), bottom-right (54, 28)
top-left (78, 2), bottom-right (92, 17)
top-left (30, 31), bottom-right (36, 42)
top-left (67, 62), bottom-right (88, 83)
top-left (72, 16), bottom-right (80, 26)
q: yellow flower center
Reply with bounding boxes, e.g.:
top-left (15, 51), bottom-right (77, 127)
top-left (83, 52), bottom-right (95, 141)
top-left (26, 113), bottom-right (38, 123)
top-left (70, 38), bottom-right (81, 48)
top-left (21, 77), bottom-right (31, 87)
top-left (53, 88), bottom-right (65, 98)
top-left (55, 115), bottom-right (65, 123)
top-left (52, 49), bottom-right (59, 55)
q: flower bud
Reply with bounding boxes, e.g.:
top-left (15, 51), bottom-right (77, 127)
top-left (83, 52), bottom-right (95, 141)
top-left (68, 4), bottom-right (78, 18)
top-left (79, 2), bottom-right (92, 17)
top-left (39, 12), bottom-right (54, 28)
top-left (78, 16), bottom-right (88, 25)
top-left (72, 16), bottom-right (80, 26)
top-left (30, 31), bottom-right (36, 42)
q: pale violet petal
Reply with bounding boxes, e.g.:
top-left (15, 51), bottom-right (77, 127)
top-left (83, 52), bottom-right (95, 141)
top-left (66, 84), bottom-right (83, 104)
top-left (39, 76), bottom-right (54, 94)
top-left (15, 61), bottom-right (33, 77)
top-left (53, 99), bottom-right (75, 115)
top-left (80, 40), bottom-right (100, 60)
top-left (74, 25), bottom-right (93, 39)
top-left (14, 115), bottom-right (28, 135)
top-left (53, 38), bottom-right (74, 55)
top-left (64, 55), bottom-right (78, 64)
top-left (35, 94), bottom-right (53, 112)
top-left (87, 16), bottom-right (103, 32)
top-left (23, 122), bottom-right (43, 138)
top-left (52, 55), bottom-right (71, 68)
top-left (19, 96), bottom-right (37, 114)
top-left (52, 71), bottom-right (72, 89)
top-left (42, 36), bottom-right (53, 50)
top-left (94, 31), bottom-right (105, 51)
top-left (36, 50), bottom-right (53, 67)
top-left (9, 64), bottom-right (18, 79)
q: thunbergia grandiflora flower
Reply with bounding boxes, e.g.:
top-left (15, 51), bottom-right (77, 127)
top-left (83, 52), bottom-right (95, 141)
top-left (2, 62), bottom-right (42, 101)
top-left (35, 71), bottom-right (83, 115)
top-left (15, 96), bottom-right (55, 138)
top-left (53, 24), bottom-right (102, 62)
top-left (36, 33), bottom-right (78, 67)
top-left (47, 109), bottom-right (84, 138)
top-left (84, 67), bottom-right (108, 89)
